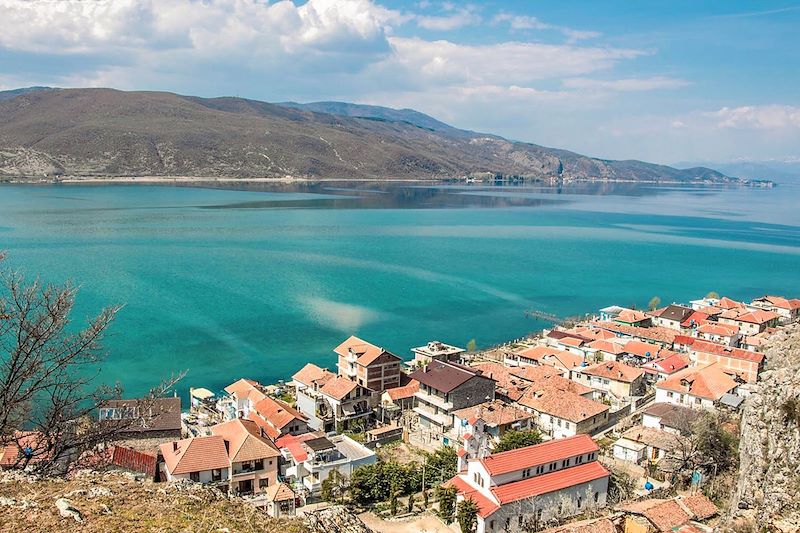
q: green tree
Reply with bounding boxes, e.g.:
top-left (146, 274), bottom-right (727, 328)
top-left (648, 296), bottom-right (661, 311)
top-left (493, 429), bottom-right (543, 453)
top-left (390, 488), bottom-right (399, 516)
top-left (321, 469), bottom-right (348, 503)
top-left (456, 498), bottom-right (479, 533)
top-left (705, 291), bottom-right (720, 299)
top-left (423, 446), bottom-right (458, 488)
top-left (466, 339), bottom-right (477, 352)
top-left (435, 486), bottom-right (457, 524)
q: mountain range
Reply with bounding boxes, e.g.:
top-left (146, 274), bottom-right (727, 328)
top-left (0, 87), bottom-right (735, 183)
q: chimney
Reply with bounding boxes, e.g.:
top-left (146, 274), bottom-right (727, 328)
top-left (172, 441), bottom-right (178, 452)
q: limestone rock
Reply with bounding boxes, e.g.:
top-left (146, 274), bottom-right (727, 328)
top-left (55, 497), bottom-right (83, 523)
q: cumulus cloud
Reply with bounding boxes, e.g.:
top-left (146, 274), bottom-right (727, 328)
top-left (707, 105), bottom-right (800, 130)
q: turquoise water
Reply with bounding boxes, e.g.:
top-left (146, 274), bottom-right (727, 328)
top-left (0, 182), bottom-right (798, 399)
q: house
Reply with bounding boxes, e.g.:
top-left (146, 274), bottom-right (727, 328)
top-left (518, 389), bottom-right (609, 439)
top-left (98, 397), bottom-right (182, 439)
top-left (617, 493), bottom-right (718, 532)
top-left (572, 361), bottom-right (645, 400)
top-left (445, 435), bottom-right (609, 533)
top-left (751, 295), bottom-right (800, 324)
top-left (655, 363), bottom-right (740, 410)
top-left (641, 352), bottom-right (690, 383)
top-left (410, 340), bottom-right (465, 367)
top-left (614, 425), bottom-right (688, 464)
top-left (472, 362), bottom-right (532, 402)
top-left (641, 403), bottom-right (702, 435)
top-left (292, 363), bottom-right (336, 431)
top-left (217, 378), bottom-right (268, 420)
top-left (160, 435), bottom-right (231, 486)
top-left (621, 340), bottom-right (664, 365)
top-left (598, 305), bottom-right (626, 321)
top-left (680, 310), bottom-right (710, 331)
top-left (334, 335), bottom-right (402, 392)
top-left (451, 400), bottom-right (535, 452)
top-left (594, 321), bottom-right (679, 346)
top-left (280, 434), bottom-right (376, 498)
top-left (317, 376), bottom-right (373, 432)
top-left (505, 345), bottom-right (585, 375)
top-left (718, 308), bottom-right (780, 336)
top-left (688, 339), bottom-right (764, 383)
top-left (262, 482), bottom-right (296, 518)
top-left (587, 339), bottom-right (625, 362)
top-left (247, 395), bottom-right (309, 440)
top-left (409, 359), bottom-right (496, 446)
top-left (614, 308), bottom-right (652, 327)
top-left (379, 379), bottom-right (419, 419)
top-left (650, 304), bottom-right (694, 330)
top-left (695, 322), bottom-right (740, 346)
top-left (210, 418), bottom-right (281, 495)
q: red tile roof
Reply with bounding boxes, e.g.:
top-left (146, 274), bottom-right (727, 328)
top-left (480, 434), bottom-right (599, 476)
top-left (681, 311), bottom-right (710, 328)
top-left (588, 339), bottom-right (625, 355)
top-left (691, 339), bottom-right (765, 363)
top-left (624, 340), bottom-right (663, 358)
top-left (522, 389), bottom-right (608, 423)
top-left (211, 418), bottom-right (280, 463)
top-left (681, 493), bottom-right (718, 520)
top-left (717, 297), bottom-right (747, 310)
top-left (595, 321), bottom-right (678, 344)
top-left (275, 432), bottom-right (318, 463)
top-left (254, 396), bottom-right (307, 430)
top-left (514, 345), bottom-right (585, 370)
top-left (616, 309), bottom-right (650, 323)
top-left (473, 362), bottom-right (530, 401)
top-left (224, 378), bottom-right (267, 403)
top-left (697, 323), bottom-right (739, 337)
top-left (319, 376), bottom-right (358, 400)
top-left (657, 363), bottom-right (737, 401)
top-left (292, 363), bottom-right (335, 388)
top-left (492, 460), bottom-right (609, 505)
top-left (756, 295), bottom-right (800, 311)
top-left (444, 475), bottom-right (501, 518)
top-left (619, 498), bottom-right (691, 531)
top-left (582, 361), bottom-right (644, 383)
top-left (333, 335), bottom-right (401, 366)
top-left (642, 352), bottom-right (690, 376)
top-left (246, 411), bottom-right (281, 440)
top-left (720, 308), bottom-right (779, 325)
top-left (452, 400), bottom-right (532, 428)
top-left (160, 435), bottom-right (231, 475)
top-left (385, 380), bottom-right (419, 401)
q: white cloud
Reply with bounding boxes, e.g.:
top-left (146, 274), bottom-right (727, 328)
top-left (563, 76), bottom-right (690, 92)
top-left (707, 105), bottom-right (800, 130)
top-left (492, 13), bottom-right (550, 31)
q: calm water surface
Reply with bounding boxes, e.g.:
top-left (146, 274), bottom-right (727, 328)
top-left (0, 181), bottom-right (797, 398)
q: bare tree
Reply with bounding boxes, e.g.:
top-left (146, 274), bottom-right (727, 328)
top-left (0, 253), bottom-right (182, 475)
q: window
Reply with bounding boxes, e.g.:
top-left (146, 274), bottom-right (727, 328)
top-left (254, 459), bottom-right (264, 471)
top-left (577, 497), bottom-right (582, 509)
top-left (211, 469), bottom-right (222, 482)
top-left (189, 471), bottom-right (200, 482)
top-left (576, 455), bottom-right (583, 464)
top-left (557, 419), bottom-right (562, 427)
top-left (695, 397), bottom-right (702, 405)
top-left (594, 491), bottom-right (600, 503)
top-left (259, 478), bottom-right (268, 488)
top-left (506, 517), bottom-right (511, 529)
top-left (489, 520), bottom-right (495, 531)
top-left (603, 379), bottom-right (609, 385)
top-left (536, 509), bottom-right (543, 522)
top-left (667, 391), bottom-right (674, 398)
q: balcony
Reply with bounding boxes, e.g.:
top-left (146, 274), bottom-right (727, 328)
top-left (414, 390), bottom-right (453, 411)
top-left (413, 406), bottom-right (453, 428)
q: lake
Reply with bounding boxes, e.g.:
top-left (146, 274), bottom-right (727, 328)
top-left (0, 181), bottom-right (798, 399)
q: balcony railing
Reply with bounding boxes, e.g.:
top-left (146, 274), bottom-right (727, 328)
top-left (414, 390), bottom-right (453, 410)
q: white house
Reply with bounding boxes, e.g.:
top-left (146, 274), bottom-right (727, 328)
top-left (654, 363), bottom-right (739, 410)
top-left (446, 435), bottom-right (609, 533)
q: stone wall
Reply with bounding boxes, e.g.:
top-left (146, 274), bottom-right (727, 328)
top-left (725, 323), bottom-right (800, 532)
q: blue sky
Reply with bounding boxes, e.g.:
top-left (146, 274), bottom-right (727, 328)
top-left (1, 0), bottom-right (799, 164)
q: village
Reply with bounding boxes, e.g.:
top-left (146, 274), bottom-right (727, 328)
top-left (4, 291), bottom-right (799, 533)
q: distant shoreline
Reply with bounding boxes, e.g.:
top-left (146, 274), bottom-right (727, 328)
top-left (0, 175), bottom-right (772, 187)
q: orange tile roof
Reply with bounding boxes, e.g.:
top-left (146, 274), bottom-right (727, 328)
top-left (691, 339), bottom-right (765, 363)
top-left (211, 419), bottom-right (280, 463)
top-left (473, 362), bottom-right (531, 401)
top-left (522, 389), bottom-right (608, 423)
top-left (681, 493), bottom-right (718, 520)
top-left (480, 434), bottom-right (599, 476)
top-left (292, 363), bottom-right (335, 388)
top-left (452, 400), bottom-right (532, 428)
top-left (594, 321), bottom-right (678, 344)
top-left (541, 518), bottom-right (616, 533)
top-left (616, 309), bottom-right (650, 323)
top-left (160, 435), bottom-right (231, 475)
top-left (559, 337), bottom-right (585, 348)
top-left (588, 339), bottom-right (625, 354)
top-left (619, 498), bottom-right (691, 531)
top-left (319, 376), bottom-right (358, 400)
top-left (624, 340), bottom-right (663, 358)
top-left (681, 311), bottom-right (710, 328)
top-left (246, 411), bottom-right (281, 440)
top-left (492, 460), bottom-right (609, 505)
top-left (224, 378), bottom-right (267, 403)
top-left (717, 297), bottom-right (747, 310)
top-left (385, 380), bottom-right (419, 401)
top-left (657, 363), bottom-right (737, 401)
top-left (697, 322), bottom-right (739, 337)
top-left (758, 295), bottom-right (800, 310)
top-left (510, 364), bottom-right (563, 381)
top-left (581, 361), bottom-right (644, 383)
top-left (720, 307), bottom-right (780, 325)
top-left (514, 345), bottom-right (585, 369)
top-left (642, 352), bottom-right (690, 376)
top-left (254, 396), bottom-right (306, 430)
top-left (444, 475), bottom-right (501, 518)
top-left (333, 335), bottom-right (400, 366)
top-left (275, 432), bottom-right (318, 463)
top-left (516, 372), bottom-right (593, 404)
top-left (0, 431), bottom-right (46, 466)
top-left (264, 482), bottom-right (295, 502)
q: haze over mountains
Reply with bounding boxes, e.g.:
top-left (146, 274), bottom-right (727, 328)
top-left (0, 87), bottom-right (735, 183)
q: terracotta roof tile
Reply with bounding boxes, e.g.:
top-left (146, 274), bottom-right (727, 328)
top-left (588, 339), bottom-right (625, 354)
top-left (224, 378), bottom-right (267, 403)
top-left (452, 400), bottom-right (532, 428)
top-left (697, 323), bottom-right (739, 337)
top-left (211, 419), bottom-right (280, 463)
top-left (385, 380), bottom-right (419, 401)
top-left (492, 460), bottom-right (609, 505)
top-left (522, 389), bottom-right (608, 423)
top-left (623, 340), bottom-right (663, 358)
top-left (480, 434), bottom-right (599, 476)
top-left (581, 361), bottom-right (644, 383)
top-left (473, 362), bottom-right (530, 401)
top-left (254, 396), bottom-right (307, 430)
top-left (541, 518), bottom-right (616, 533)
top-left (513, 345), bottom-right (585, 370)
top-left (594, 321), bottom-right (678, 344)
top-left (691, 339), bottom-right (764, 363)
top-left (681, 493), bottom-right (718, 520)
top-left (642, 353), bottom-right (690, 376)
top-left (160, 436), bottom-right (230, 475)
top-left (333, 335), bottom-right (401, 366)
top-left (292, 363), bottom-right (335, 388)
top-left (444, 475), bottom-right (501, 518)
top-left (619, 499), bottom-right (691, 531)
top-left (657, 363), bottom-right (737, 401)
top-left (319, 376), bottom-right (358, 400)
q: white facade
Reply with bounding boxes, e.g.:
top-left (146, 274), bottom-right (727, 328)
top-left (654, 387), bottom-right (715, 410)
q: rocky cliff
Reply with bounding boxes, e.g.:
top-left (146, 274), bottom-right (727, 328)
top-left (726, 323), bottom-right (800, 532)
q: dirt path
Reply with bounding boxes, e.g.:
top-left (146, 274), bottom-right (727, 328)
top-left (359, 512), bottom-right (455, 533)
